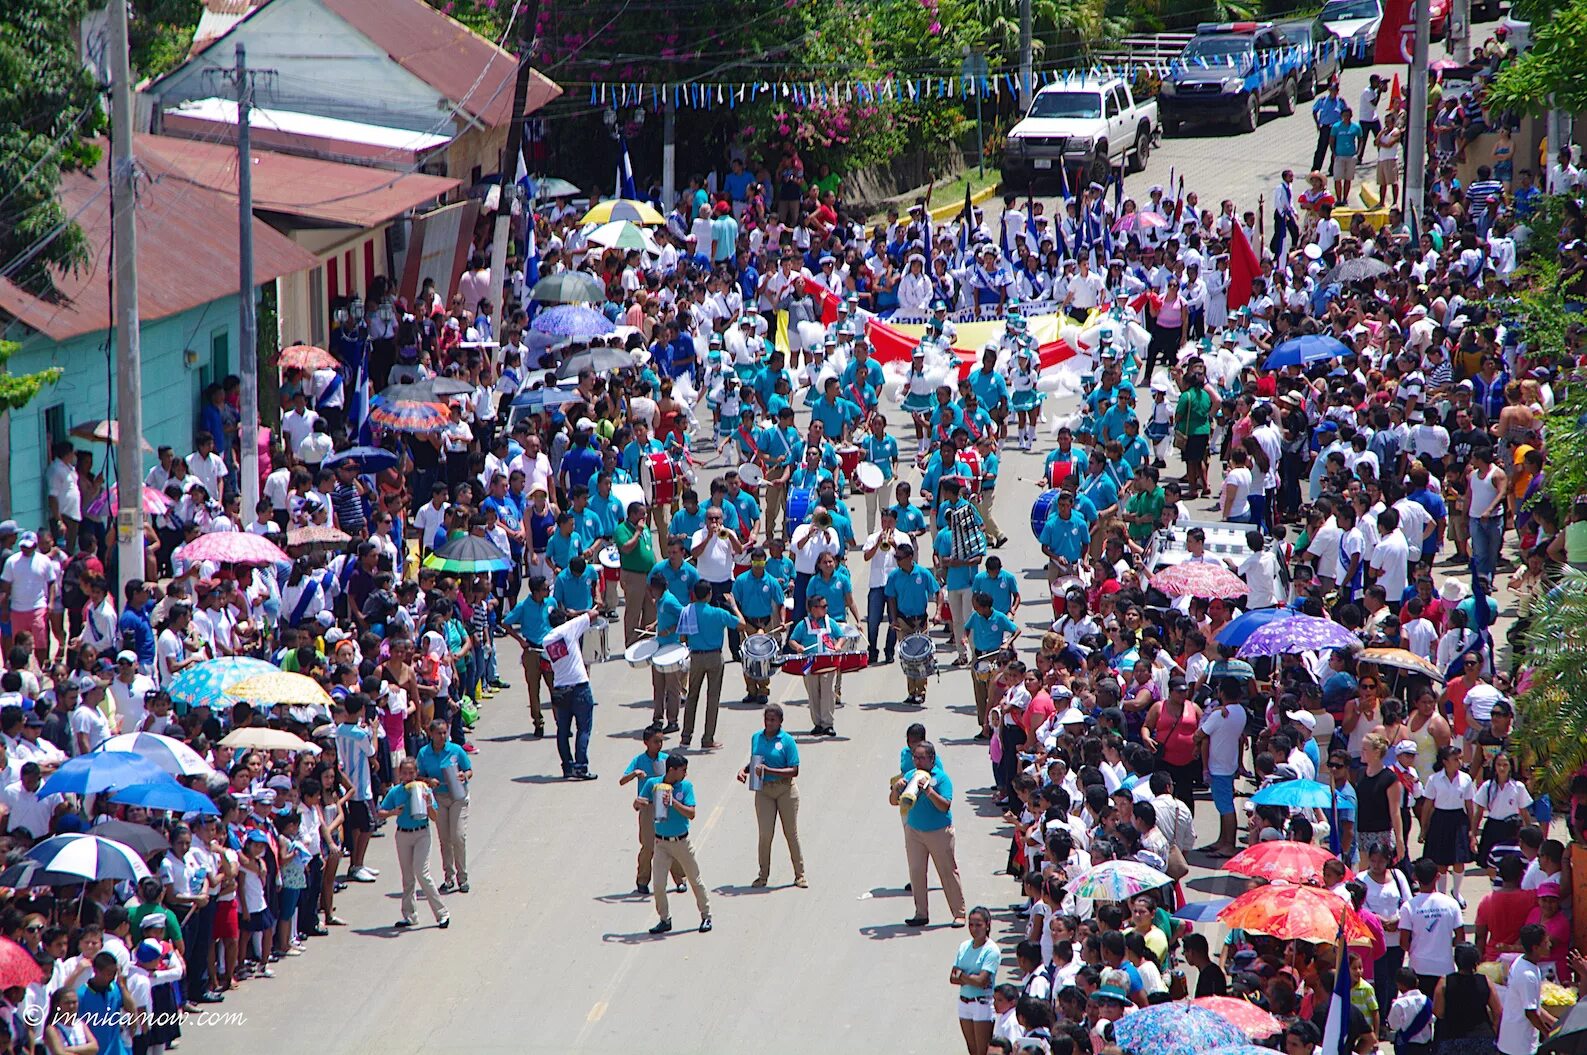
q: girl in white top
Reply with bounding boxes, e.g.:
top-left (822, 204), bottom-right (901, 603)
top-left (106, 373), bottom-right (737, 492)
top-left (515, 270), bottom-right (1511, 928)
top-left (1471, 752), bottom-right (1533, 878)
top-left (1420, 746), bottom-right (1476, 901)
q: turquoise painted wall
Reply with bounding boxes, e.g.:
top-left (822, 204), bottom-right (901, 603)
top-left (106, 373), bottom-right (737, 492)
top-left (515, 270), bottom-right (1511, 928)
top-left (7, 293), bottom-right (242, 531)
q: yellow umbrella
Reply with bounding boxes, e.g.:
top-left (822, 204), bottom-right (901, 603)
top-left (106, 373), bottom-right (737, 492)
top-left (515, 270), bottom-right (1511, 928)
top-left (578, 198), bottom-right (664, 226)
top-left (224, 671), bottom-right (334, 708)
top-left (220, 727), bottom-right (309, 752)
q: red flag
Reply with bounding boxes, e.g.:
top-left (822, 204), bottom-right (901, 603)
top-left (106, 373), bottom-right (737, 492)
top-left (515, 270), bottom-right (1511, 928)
top-left (1374, 0), bottom-right (1413, 64)
top-left (1227, 221), bottom-right (1260, 312)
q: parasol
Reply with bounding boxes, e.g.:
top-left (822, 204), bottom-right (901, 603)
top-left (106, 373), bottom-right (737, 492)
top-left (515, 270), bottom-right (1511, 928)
top-left (23, 834), bottom-right (152, 882)
top-left (287, 525), bottom-right (352, 548)
top-left (1214, 606), bottom-right (1296, 647)
top-left (1150, 563), bottom-right (1249, 599)
top-left (1112, 1002), bottom-right (1247, 1055)
top-left (86, 485), bottom-right (170, 519)
top-left (558, 346), bottom-right (636, 377)
top-left (224, 672), bottom-right (334, 709)
top-left (88, 819), bottom-right (171, 858)
top-left (1189, 998), bottom-right (1283, 1038)
top-left (374, 378), bottom-right (474, 404)
top-left (69, 420), bottom-right (154, 452)
top-left (531, 271), bottom-right (606, 304)
top-left (323, 446), bottom-right (399, 473)
top-left (579, 198), bottom-right (664, 226)
top-left (96, 732), bottom-right (213, 777)
top-left (0, 938), bottom-right (43, 988)
top-left (1217, 882), bottom-right (1377, 945)
top-left (108, 782), bottom-right (222, 815)
top-left (40, 752), bottom-right (174, 798)
top-left (219, 727), bottom-right (311, 752)
top-left (1249, 779), bottom-right (1338, 810)
top-left (168, 657), bottom-right (279, 712)
top-left (583, 220), bottom-right (660, 254)
top-left (531, 304), bottom-right (617, 339)
top-left (423, 535), bottom-right (514, 574)
top-left (173, 531), bottom-right (289, 566)
top-left (1064, 859), bottom-right (1172, 900)
top-left (1263, 333), bottom-right (1349, 370)
top-left (369, 400), bottom-right (450, 434)
top-left (1356, 646), bottom-right (1445, 681)
top-left (1226, 841), bottom-right (1352, 884)
top-left (277, 345), bottom-right (340, 371)
top-left (1236, 614), bottom-right (1358, 657)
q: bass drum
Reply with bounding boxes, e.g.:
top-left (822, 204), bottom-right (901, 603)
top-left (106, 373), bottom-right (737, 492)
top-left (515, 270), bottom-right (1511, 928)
top-left (1031, 488), bottom-right (1064, 540)
top-left (898, 633), bottom-right (936, 681)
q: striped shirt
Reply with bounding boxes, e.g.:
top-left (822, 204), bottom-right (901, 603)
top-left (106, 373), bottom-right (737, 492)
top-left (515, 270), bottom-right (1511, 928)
top-left (331, 482), bottom-right (367, 533)
top-left (334, 721), bottom-right (376, 801)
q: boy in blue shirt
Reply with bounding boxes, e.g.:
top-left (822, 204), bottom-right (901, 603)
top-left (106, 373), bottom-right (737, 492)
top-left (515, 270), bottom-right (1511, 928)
top-left (964, 592), bottom-right (1021, 738)
top-left (635, 753), bottom-right (712, 933)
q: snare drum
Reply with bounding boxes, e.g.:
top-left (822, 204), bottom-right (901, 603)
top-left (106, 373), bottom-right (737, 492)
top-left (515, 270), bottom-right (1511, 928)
top-left (837, 444), bottom-right (862, 478)
top-left (947, 448), bottom-right (982, 496)
top-left (742, 633), bottom-right (781, 681)
top-left (1031, 488), bottom-right (1063, 540)
top-left (897, 634), bottom-right (936, 681)
top-left (641, 451), bottom-right (678, 505)
top-left (785, 487), bottom-right (815, 530)
top-left (972, 649), bottom-right (1007, 683)
top-left (623, 639), bottom-right (660, 668)
top-left (738, 462), bottom-right (765, 489)
top-left (651, 643), bottom-right (691, 675)
top-left (854, 462), bottom-right (885, 493)
top-left (599, 545), bottom-right (621, 587)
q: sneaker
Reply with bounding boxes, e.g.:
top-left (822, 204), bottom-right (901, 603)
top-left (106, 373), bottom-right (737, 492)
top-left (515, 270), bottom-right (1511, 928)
top-left (349, 867), bottom-right (378, 883)
top-left (394, 919), bottom-right (415, 929)
top-left (662, 722), bottom-right (680, 734)
top-left (437, 916), bottom-right (451, 929)
top-left (635, 883), bottom-right (650, 896)
top-left (699, 916), bottom-right (713, 933)
top-left (326, 916), bottom-right (347, 926)
top-left (257, 967), bottom-right (276, 977)
top-left (793, 876), bottom-right (809, 888)
top-left (866, 651), bottom-right (879, 665)
top-left (532, 725), bottom-right (546, 739)
top-left (458, 882), bottom-right (470, 893)
top-left (438, 881), bottom-right (458, 894)
top-left (648, 918), bottom-right (673, 935)
top-left (574, 771), bottom-right (600, 781)
top-left (673, 881), bottom-right (687, 893)
top-left (283, 947), bottom-right (303, 956)
top-left (461, 743), bottom-right (478, 754)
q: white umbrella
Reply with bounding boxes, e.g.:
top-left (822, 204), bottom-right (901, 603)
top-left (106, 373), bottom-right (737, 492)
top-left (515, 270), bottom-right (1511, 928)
top-left (24, 834), bottom-right (152, 882)
top-left (97, 733), bottom-right (214, 777)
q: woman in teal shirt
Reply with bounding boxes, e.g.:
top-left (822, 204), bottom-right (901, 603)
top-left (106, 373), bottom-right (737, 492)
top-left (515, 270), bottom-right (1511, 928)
top-left (951, 906), bottom-right (1000, 1054)
top-left (736, 704), bottom-right (805, 887)
top-left (857, 414), bottom-right (900, 535)
top-left (786, 596), bottom-right (845, 736)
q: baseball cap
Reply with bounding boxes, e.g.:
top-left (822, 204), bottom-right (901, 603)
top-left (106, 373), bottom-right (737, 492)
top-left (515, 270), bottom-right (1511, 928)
top-left (0, 521), bottom-right (16, 536)
top-left (1285, 709), bottom-right (1317, 731)
top-left (139, 914), bottom-right (167, 930)
top-left (17, 532), bottom-right (36, 548)
top-left (135, 939), bottom-right (164, 964)
top-left (116, 650), bottom-right (138, 664)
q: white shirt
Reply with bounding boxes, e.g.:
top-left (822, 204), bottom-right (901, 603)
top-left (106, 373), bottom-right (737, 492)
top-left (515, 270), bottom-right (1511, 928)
top-left (1499, 955), bottom-right (1544, 1055)
top-left (1361, 867), bottom-right (1412, 921)
top-left (0, 551), bottom-right (58, 612)
top-left (689, 527), bottom-right (737, 584)
top-left (863, 530), bottom-right (902, 589)
top-left (0, 780), bottom-right (58, 839)
top-left (1222, 466), bottom-right (1253, 519)
top-left (1369, 528), bottom-right (1411, 599)
top-left (109, 674), bottom-right (156, 732)
top-left (1237, 550), bottom-right (1284, 609)
top-left (46, 459), bottom-right (81, 520)
top-left (154, 627), bottom-right (187, 685)
top-left (542, 613), bottom-right (594, 689)
top-left (68, 703), bottom-right (111, 755)
top-left (790, 524), bottom-right (842, 575)
top-left (1475, 779), bottom-right (1533, 820)
top-left (1397, 891), bottom-right (1463, 977)
top-left (412, 502), bottom-right (450, 551)
top-left (1198, 703), bottom-right (1247, 777)
top-left (1422, 769), bottom-right (1474, 810)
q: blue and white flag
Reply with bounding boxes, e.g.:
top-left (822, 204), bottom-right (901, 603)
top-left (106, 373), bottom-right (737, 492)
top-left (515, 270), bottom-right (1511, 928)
top-left (616, 132), bottom-right (639, 200)
top-left (1320, 932), bottom-right (1355, 1055)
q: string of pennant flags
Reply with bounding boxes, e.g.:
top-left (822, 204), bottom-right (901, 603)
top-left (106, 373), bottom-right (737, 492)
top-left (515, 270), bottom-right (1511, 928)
top-left (581, 42), bottom-right (1322, 111)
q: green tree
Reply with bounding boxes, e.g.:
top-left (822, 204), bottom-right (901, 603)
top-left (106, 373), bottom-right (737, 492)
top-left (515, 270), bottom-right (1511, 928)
top-left (0, 341), bottom-right (63, 413)
top-left (130, 0), bottom-right (202, 80)
top-left (1487, 0), bottom-right (1587, 114)
top-left (0, 0), bottom-right (106, 298)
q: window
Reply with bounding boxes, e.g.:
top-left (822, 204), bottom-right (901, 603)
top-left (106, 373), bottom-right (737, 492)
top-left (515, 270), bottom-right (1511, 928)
top-left (309, 265), bottom-right (327, 347)
top-left (1105, 91), bottom-right (1120, 118)
top-left (43, 405), bottom-right (66, 449)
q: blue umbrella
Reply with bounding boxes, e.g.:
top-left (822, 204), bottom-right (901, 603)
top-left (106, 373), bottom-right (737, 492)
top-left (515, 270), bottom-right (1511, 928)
top-left (24, 834), bottom-right (152, 882)
top-left (167, 657), bottom-right (279, 713)
top-left (1263, 334), bottom-right (1348, 370)
top-left (1173, 898), bottom-right (1232, 922)
top-left (40, 752), bottom-right (174, 798)
top-left (1251, 778), bottom-right (1336, 810)
top-left (323, 446), bottom-right (399, 473)
top-left (1236, 614), bottom-right (1359, 658)
top-left (1214, 606), bottom-right (1296, 647)
top-left (1112, 1001), bottom-right (1246, 1055)
top-left (530, 305), bottom-right (615, 339)
top-left (109, 782), bottom-right (221, 816)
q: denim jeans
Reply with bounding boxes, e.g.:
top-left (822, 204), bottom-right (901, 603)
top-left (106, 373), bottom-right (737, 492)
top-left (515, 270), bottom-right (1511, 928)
top-left (866, 586), bottom-right (896, 658)
top-left (552, 681), bottom-right (595, 773)
top-left (1247, 492), bottom-right (1270, 535)
top-left (791, 571), bottom-right (813, 625)
top-left (1470, 514), bottom-right (1503, 581)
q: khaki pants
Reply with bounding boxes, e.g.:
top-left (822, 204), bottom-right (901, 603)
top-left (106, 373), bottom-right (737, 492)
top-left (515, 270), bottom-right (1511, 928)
top-left (637, 810), bottom-right (686, 888)
top-left (651, 667), bottom-right (683, 724)
top-left (653, 835), bottom-right (711, 920)
top-left (803, 671), bottom-right (837, 729)
top-left (905, 824), bottom-right (966, 921)
top-left (945, 589), bottom-right (972, 660)
top-left (520, 648), bottom-right (546, 727)
top-left (755, 779), bottom-right (805, 881)
top-left (683, 650), bottom-right (725, 744)
top-left (972, 675), bottom-right (992, 732)
top-left (621, 570), bottom-right (655, 646)
top-left (897, 617), bottom-right (931, 701)
top-left (434, 795), bottom-right (469, 886)
top-left (395, 826), bottom-right (447, 923)
top-left (863, 479), bottom-right (896, 535)
top-left (974, 489), bottom-right (1002, 543)
top-left (765, 481), bottom-right (788, 539)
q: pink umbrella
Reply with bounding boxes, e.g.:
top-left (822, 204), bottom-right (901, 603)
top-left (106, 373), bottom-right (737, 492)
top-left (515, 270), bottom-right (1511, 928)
top-left (173, 532), bottom-right (289, 567)
top-left (1115, 210), bottom-right (1170, 233)
top-left (1150, 562), bottom-right (1249, 599)
top-left (85, 485), bottom-right (169, 519)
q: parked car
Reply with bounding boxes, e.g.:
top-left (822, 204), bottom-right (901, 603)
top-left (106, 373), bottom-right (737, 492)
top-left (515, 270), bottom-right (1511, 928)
top-left (1159, 22), bottom-right (1304, 135)
top-left (1276, 17), bottom-right (1343, 100)
top-left (1001, 76), bottom-right (1160, 189)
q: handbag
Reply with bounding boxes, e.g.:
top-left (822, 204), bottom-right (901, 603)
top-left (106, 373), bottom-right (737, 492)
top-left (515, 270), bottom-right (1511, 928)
top-left (1163, 843), bottom-right (1191, 881)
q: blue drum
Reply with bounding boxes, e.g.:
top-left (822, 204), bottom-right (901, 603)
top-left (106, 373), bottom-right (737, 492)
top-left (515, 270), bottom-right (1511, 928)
top-left (1030, 488), bottom-right (1063, 540)
top-left (786, 487), bottom-right (816, 530)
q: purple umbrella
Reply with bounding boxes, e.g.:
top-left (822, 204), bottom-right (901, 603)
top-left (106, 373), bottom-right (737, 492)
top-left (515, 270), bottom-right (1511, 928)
top-left (1236, 615), bottom-right (1358, 658)
top-left (530, 305), bottom-right (616, 339)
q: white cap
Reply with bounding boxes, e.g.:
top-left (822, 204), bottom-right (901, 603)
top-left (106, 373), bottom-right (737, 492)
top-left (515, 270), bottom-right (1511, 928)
top-left (1285, 709), bottom-right (1317, 731)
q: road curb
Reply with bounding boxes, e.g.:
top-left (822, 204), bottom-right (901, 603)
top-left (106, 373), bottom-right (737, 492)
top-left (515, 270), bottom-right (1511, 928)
top-left (928, 184), bottom-right (1000, 222)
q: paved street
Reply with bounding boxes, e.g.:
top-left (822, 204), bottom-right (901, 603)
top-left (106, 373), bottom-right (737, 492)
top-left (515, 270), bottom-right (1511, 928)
top-left (189, 43), bottom-right (1508, 1055)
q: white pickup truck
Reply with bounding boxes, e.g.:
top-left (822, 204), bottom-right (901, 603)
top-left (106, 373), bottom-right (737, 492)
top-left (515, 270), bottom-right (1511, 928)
top-left (1001, 76), bottom-right (1160, 190)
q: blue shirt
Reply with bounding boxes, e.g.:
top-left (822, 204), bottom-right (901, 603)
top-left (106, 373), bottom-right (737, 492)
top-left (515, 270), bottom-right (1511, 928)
top-left (481, 495), bottom-right (523, 534)
top-left (117, 605), bottom-right (156, 665)
top-left (545, 528), bottom-right (584, 570)
top-left (682, 602), bottom-right (737, 652)
top-left (732, 569), bottom-right (785, 620)
top-left (934, 528), bottom-right (979, 591)
top-left (625, 749), bottom-right (671, 781)
top-left (669, 506), bottom-right (708, 541)
top-left (1313, 93), bottom-right (1346, 127)
top-left (810, 396), bottom-right (861, 438)
top-left (415, 741), bottom-right (472, 798)
top-left (965, 610), bottom-right (1017, 653)
top-left (649, 559), bottom-right (700, 606)
top-left (76, 981), bottom-right (132, 1055)
top-left (639, 776), bottom-right (695, 838)
top-left (503, 594), bottom-right (555, 646)
top-left (966, 367), bottom-right (1009, 409)
top-left (554, 564), bottom-right (600, 611)
top-left (378, 780), bottom-right (434, 829)
top-left (727, 489), bottom-right (761, 531)
top-left (334, 721), bottom-right (375, 801)
top-left (893, 504), bottom-right (928, 536)
top-left (1081, 472), bottom-right (1119, 513)
top-left (858, 433), bottom-right (899, 479)
top-left (571, 505), bottom-right (605, 545)
top-left (971, 569), bottom-right (1020, 613)
top-left (750, 729), bottom-right (800, 782)
top-left (655, 591), bottom-right (684, 646)
top-left (789, 614), bottom-right (842, 652)
top-left (1331, 119), bottom-right (1364, 158)
top-left (906, 763), bottom-right (953, 830)
top-left (560, 445), bottom-right (603, 494)
top-left (886, 565), bottom-right (939, 616)
top-left (804, 569), bottom-right (852, 611)
top-left (955, 938), bottom-right (1001, 999)
top-left (1040, 513), bottom-right (1090, 562)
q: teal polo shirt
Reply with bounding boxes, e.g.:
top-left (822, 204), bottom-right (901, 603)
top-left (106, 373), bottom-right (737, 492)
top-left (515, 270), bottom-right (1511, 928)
top-left (804, 569), bottom-right (853, 611)
top-left (503, 594), bottom-right (555, 646)
top-left (934, 528), bottom-right (978, 591)
top-left (639, 776), bottom-right (694, 837)
top-left (625, 750), bottom-right (670, 782)
top-left (655, 591), bottom-right (684, 645)
top-left (649, 559), bottom-right (700, 606)
top-left (965, 610), bottom-right (1017, 653)
top-left (379, 782), bottom-right (434, 829)
top-left (885, 566), bottom-right (939, 617)
top-left (906, 764), bottom-right (953, 830)
top-left (683, 603), bottom-right (738, 652)
top-left (971, 569), bottom-right (1019, 612)
top-left (732, 569), bottom-right (785, 620)
top-left (415, 741), bottom-right (471, 798)
top-left (749, 729), bottom-right (800, 782)
top-left (1040, 513), bottom-right (1090, 562)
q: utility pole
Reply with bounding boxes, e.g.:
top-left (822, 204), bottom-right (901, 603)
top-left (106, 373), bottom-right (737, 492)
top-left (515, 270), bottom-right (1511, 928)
top-left (1449, 0), bottom-right (1471, 62)
top-left (662, 100), bottom-right (677, 210)
top-left (1018, 0), bottom-right (1034, 114)
top-left (489, 0), bottom-right (543, 342)
top-left (109, 0), bottom-right (145, 595)
top-left (1404, 0), bottom-right (1430, 231)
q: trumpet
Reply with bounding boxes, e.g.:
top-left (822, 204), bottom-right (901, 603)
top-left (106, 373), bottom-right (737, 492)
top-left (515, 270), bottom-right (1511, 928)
top-left (718, 528), bottom-right (732, 540)
top-left (879, 528), bottom-right (896, 551)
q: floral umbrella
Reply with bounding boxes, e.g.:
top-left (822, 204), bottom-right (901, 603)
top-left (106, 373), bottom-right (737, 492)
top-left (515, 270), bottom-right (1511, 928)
top-left (224, 671), bottom-right (334, 709)
top-left (1112, 1002), bottom-right (1246, 1055)
top-left (1150, 562), bottom-right (1249, 599)
top-left (277, 345), bottom-right (339, 371)
top-left (173, 531), bottom-right (289, 566)
top-left (530, 304), bottom-right (617, 338)
top-left (1236, 615), bottom-right (1358, 658)
top-left (0, 938), bottom-right (43, 988)
top-left (1226, 842), bottom-right (1352, 885)
top-left (1189, 998), bottom-right (1283, 1038)
top-left (369, 400), bottom-right (450, 434)
top-left (1065, 860), bottom-right (1172, 901)
top-left (168, 657), bottom-right (279, 712)
top-left (1217, 883), bottom-right (1377, 945)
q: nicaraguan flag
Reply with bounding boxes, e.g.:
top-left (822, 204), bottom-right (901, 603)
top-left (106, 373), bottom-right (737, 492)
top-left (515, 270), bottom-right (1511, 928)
top-left (617, 131), bottom-right (639, 200)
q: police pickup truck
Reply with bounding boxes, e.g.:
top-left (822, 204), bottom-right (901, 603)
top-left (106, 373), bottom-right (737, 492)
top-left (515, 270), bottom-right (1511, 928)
top-left (1159, 22), bottom-right (1305, 135)
top-left (1001, 76), bottom-right (1159, 189)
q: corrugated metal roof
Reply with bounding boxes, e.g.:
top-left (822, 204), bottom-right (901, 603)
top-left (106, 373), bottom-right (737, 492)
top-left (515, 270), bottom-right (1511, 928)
top-left (135, 133), bottom-right (459, 227)
top-left (0, 142), bottom-right (319, 343)
top-left (316, 0), bottom-right (561, 127)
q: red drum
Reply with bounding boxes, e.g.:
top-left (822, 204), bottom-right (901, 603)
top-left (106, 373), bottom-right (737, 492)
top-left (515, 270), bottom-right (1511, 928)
top-left (1047, 460), bottom-right (1074, 488)
top-left (641, 451), bottom-right (678, 504)
top-left (948, 448), bottom-right (983, 496)
top-left (781, 651), bottom-right (870, 675)
top-left (837, 444), bottom-right (862, 478)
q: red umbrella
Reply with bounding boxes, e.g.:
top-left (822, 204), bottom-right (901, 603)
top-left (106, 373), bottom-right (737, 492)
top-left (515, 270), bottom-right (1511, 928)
top-left (0, 937), bottom-right (42, 988)
top-left (1189, 996), bottom-right (1283, 1038)
top-left (174, 531), bottom-right (289, 567)
top-left (1226, 842), bottom-right (1353, 885)
top-left (278, 345), bottom-right (339, 371)
top-left (1150, 562), bottom-right (1249, 599)
top-left (1218, 883), bottom-right (1376, 945)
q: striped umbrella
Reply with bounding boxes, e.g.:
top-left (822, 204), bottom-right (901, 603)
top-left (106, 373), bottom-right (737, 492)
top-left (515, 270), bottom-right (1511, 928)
top-left (422, 535), bottom-right (513, 574)
top-left (578, 198), bottom-right (664, 225)
top-left (168, 657), bottom-right (278, 712)
top-left (24, 834), bottom-right (153, 882)
top-left (369, 399), bottom-right (450, 434)
top-left (584, 220), bottom-right (659, 254)
top-left (97, 733), bottom-right (214, 777)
